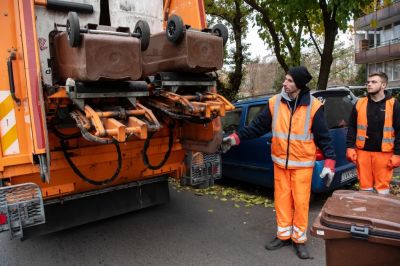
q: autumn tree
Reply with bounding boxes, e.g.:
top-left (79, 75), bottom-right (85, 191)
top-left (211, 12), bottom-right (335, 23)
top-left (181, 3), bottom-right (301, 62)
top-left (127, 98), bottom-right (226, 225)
top-left (205, 0), bottom-right (252, 100)
top-left (244, 0), bottom-right (370, 90)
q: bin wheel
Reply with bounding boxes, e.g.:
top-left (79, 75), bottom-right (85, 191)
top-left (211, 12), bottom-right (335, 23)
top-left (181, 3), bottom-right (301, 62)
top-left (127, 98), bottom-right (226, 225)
top-left (166, 15), bottom-right (185, 44)
top-left (212, 24), bottom-right (228, 47)
top-left (134, 20), bottom-right (151, 51)
top-left (67, 12), bottom-right (81, 47)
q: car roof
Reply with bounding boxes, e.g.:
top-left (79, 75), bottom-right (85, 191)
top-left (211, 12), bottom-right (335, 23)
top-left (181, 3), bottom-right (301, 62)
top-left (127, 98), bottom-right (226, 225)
top-left (234, 89), bottom-right (355, 106)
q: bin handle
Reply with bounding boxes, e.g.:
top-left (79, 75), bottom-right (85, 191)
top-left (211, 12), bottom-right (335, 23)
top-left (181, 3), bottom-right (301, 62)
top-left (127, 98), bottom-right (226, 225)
top-left (350, 225), bottom-right (369, 240)
top-left (7, 52), bottom-right (21, 106)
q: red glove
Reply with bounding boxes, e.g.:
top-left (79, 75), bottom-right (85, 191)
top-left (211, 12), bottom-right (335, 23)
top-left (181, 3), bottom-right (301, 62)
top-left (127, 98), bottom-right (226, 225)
top-left (346, 148), bottom-right (357, 163)
top-left (221, 133), bottom-right (240, 153)
top-left (387, 155), bottom-right (400, 170)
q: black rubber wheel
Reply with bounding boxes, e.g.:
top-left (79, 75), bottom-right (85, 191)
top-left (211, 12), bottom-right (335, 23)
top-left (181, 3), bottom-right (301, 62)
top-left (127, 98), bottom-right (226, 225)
top-left (134, 20), bottom-right (151, 51)
top-left (66, 12), bottom-right (81, 47)
top-left (212, 24), bottom-right (228, 46)
top-left (166, 15), bottom-right (185, 44)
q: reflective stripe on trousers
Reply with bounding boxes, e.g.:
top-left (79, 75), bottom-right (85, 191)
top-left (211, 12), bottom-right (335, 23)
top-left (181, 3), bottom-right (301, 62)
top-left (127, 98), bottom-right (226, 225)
top-left (377, 188), bottom-right (390, 195)
top-left (292, 225), bottom-right (307, 243)
top-left (277, 226), bottom-right (292, 238)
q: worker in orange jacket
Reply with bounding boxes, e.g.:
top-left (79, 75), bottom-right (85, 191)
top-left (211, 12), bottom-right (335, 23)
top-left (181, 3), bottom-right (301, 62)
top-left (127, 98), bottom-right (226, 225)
top-left (346, 72), bottom-right (400, 194)
top-left (221, 66), bottom-right (336, 259)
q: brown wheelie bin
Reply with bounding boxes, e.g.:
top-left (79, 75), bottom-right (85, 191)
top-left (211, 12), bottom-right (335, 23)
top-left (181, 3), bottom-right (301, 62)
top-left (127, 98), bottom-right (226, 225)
top-left (51, 12), bottom-right (150, 82)
top-left (311, 190), bottom-right (400, 266)
top-left (141, 29), bottom-right (224, 76)
top-left (53, 31), bottom-right (143, 82)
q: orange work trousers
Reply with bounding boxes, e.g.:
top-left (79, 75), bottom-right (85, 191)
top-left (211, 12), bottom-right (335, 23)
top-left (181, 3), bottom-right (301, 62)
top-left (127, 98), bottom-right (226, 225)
top-left (273, 164), bottom-right (313, 243)
top-left (356, 149), bottom-right (393, 194)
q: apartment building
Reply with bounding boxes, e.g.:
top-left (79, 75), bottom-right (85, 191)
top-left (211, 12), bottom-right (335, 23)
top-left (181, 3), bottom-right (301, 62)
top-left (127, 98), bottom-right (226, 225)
top-left (355, 1), bottom-right (400, 87)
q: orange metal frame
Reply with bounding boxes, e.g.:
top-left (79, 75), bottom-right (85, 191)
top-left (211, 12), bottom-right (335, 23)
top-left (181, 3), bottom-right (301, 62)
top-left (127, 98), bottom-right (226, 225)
top-left (163, 0), bottom-right (207, 30)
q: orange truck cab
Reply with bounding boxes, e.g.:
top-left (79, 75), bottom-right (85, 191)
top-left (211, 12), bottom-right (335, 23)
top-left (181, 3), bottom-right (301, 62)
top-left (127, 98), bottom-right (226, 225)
top-left (0, 0), bottom-right (232, 240)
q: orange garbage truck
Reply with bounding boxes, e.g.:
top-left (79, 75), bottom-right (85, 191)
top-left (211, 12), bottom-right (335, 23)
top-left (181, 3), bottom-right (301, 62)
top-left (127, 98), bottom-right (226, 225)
top-left (0, 0), bottom-right (232, 239)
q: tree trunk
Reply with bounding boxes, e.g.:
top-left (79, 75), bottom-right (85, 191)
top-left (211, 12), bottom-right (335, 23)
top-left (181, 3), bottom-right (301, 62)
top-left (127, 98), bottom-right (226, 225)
top-left (230, 0), bottom-right (244, 94)
top-left (317, 1), bottom-right (338, 90)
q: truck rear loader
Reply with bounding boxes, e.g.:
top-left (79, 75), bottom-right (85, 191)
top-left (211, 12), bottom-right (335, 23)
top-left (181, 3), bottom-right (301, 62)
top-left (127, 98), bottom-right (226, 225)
top-left (0, 0), bottom-right (233, 240)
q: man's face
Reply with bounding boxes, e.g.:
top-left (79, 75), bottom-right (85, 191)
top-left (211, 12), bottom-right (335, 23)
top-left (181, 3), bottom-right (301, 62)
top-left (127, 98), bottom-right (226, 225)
top-left (283, 74), bottom-right (299, 95)
top-left (366, 75), bottom-right (386, 95)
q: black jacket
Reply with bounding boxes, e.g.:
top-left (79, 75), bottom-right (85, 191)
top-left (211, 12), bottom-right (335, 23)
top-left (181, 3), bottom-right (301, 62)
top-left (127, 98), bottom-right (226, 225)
top-left (237, 89), bottom-right (336, 164)
top-left (346, 92), bottom-right (400, 155)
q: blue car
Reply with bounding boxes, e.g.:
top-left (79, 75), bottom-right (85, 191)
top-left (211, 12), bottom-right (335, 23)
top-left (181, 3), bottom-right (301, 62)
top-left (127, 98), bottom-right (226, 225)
top-left (221, 88), bottom-right (358, 193)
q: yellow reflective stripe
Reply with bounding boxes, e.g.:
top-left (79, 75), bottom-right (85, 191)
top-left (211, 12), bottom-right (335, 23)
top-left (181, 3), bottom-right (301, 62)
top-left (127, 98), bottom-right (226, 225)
top-left (1, 125), bottom-right (17, 152)
top-left (0, 95), bottom-right (14, 121)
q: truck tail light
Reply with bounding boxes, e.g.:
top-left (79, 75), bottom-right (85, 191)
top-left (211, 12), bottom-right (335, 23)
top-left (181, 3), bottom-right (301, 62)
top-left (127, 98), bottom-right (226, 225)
top-left (0, 213), bottom-right (7, 225)
top-left (316, 148), bottom-right (325, 161)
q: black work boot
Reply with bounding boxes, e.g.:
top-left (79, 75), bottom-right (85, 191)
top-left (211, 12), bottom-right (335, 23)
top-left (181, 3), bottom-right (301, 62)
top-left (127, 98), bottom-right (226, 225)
top-left (293, 242), bottom-right (310, 259)
top-left (265, 237), bottom-right (291, 250)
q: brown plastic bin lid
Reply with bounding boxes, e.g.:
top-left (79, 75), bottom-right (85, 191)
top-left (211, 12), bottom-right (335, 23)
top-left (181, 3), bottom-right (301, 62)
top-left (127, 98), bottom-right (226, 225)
top-left (319, 190), bottom-right (400, 241)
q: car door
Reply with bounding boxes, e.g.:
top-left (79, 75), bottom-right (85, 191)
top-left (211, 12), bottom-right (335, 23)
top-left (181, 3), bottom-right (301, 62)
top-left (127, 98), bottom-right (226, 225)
top-left (222, 101), bottom-right (274, 187)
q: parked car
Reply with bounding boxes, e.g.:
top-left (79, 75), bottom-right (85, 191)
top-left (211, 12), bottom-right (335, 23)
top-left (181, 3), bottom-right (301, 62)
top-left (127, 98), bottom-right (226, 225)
top-left (221, 88), bottom-right (358, 193)
top-left (387, 87), bottom-right (400, 101)
top-left (328, 85), bottom-right (366, 97)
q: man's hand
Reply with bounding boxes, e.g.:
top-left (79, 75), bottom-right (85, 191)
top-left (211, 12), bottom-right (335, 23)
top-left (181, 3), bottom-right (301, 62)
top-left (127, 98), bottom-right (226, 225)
top-left (220, 133), bottom-right (240, 153)
top-left (387, 155), bottom-right (400, 170)
top-left (320, 159), bottom-right (335, 187)
top-left (346, 148), bottom-right (357, 163)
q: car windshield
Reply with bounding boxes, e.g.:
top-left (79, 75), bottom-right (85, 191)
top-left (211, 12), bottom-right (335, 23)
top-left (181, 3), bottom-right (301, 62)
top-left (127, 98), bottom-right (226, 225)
top-left (314, 92), bottom-right (354, 129)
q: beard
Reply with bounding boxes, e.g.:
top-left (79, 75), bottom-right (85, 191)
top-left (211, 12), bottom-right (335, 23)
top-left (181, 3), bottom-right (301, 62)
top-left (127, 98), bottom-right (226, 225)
top-left (368, 90), bottom-right (380, 96)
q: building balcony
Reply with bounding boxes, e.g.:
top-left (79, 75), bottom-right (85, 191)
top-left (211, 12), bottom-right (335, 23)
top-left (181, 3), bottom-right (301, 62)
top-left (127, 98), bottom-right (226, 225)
top-left (355, 38), bottom-right (400, 64)
top-left (355, 1), bottom-right (400, 31)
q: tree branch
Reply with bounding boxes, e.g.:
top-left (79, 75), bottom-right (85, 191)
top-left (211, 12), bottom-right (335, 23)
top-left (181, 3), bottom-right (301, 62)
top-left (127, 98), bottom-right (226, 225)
top-left (304, 14), bottom-right (322, 57)
top-left (244, 0), bottom-right (289, 71)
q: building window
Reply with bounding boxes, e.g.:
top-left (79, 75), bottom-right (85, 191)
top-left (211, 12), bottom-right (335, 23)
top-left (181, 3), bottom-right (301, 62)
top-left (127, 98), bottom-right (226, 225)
top-left (376, 28), bottom-right (382, 47)
top-left (368, 33), bottom-right (375, 47)
top-left (394, 21), bottom-right (400, 39)
top-left (385, 61), bottom-right (393, 81)
top-left (393, 60), bottom-right (400, 81)
top-left (376, 63), bottom-right (383, 73)
top-left (368, 63), bottom-right (376, 75)
top-left (383, 25), bottom-right (392, 44)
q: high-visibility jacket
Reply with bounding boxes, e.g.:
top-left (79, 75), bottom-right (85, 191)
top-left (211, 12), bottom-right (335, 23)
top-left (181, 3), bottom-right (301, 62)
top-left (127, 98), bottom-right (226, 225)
top-left (268, 93), bottom-right (322, 169)
top-left (355, 97), bottom-right (395, 152)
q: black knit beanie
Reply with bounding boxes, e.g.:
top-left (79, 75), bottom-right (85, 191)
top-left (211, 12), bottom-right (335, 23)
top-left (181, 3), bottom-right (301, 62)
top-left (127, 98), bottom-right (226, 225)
top-left (287, 66), bottom-right (312, 90)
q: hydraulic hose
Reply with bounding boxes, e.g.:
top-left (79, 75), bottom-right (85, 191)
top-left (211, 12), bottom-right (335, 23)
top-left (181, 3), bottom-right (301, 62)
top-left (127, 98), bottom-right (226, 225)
top-left (55, 111), bottom-right (122, 185)
top-left (142, 122), bottom-right (175, 170)
top-left (60, 138), bottom-right (122, 186)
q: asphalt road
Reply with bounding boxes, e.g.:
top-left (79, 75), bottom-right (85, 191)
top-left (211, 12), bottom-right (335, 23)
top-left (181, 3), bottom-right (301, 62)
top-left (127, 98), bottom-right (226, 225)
top-left (0, 181), bottom-right (328, 266)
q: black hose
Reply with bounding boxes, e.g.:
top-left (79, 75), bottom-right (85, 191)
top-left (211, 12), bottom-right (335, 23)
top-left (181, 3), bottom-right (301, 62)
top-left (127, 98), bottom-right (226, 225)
top-left (60, 138), bottom-right (122, 186)
top-left (56, 111), bottom-right (122, 185)
top-left (145, 100), bottom-right (214, 124)
top-left (51, 125), bottom-right (82, 140)
top-left (142, 122), bottom-right (175, 170)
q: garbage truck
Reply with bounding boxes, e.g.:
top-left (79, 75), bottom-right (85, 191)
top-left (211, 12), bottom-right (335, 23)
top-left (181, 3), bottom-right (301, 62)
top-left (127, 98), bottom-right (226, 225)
top-left (0, 0), bottom-right (233, 239)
